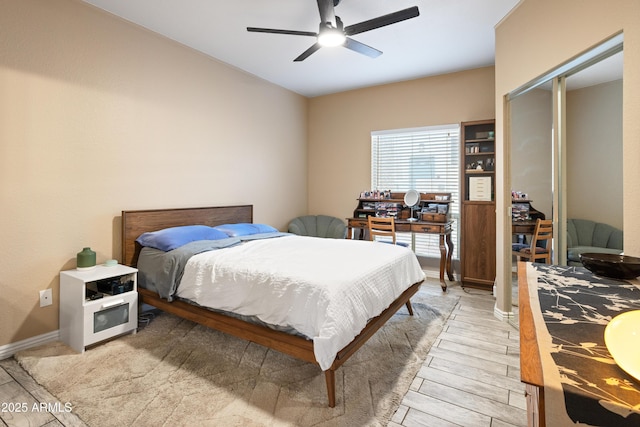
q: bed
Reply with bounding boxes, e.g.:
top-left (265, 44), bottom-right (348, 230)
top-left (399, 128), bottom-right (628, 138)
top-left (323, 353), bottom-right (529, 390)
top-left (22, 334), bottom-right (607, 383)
top-left (121, 205), bottom-right (425, 407)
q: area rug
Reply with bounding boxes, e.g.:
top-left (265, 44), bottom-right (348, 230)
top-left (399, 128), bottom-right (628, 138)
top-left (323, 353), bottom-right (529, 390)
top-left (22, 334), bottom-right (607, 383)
top-left (15, 282), bottom-right (458, 427)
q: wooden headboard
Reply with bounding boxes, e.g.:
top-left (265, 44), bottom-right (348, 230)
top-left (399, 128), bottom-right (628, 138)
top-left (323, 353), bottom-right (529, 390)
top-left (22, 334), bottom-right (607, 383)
top-left (121, 205), bottom-right (253, 267)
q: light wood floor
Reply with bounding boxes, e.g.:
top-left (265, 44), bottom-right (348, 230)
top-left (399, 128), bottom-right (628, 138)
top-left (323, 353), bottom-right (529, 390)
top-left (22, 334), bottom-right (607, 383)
top-left (391, 281), bottom-right (527, 427)
top-left (0, 280), bottom-right (525, 427)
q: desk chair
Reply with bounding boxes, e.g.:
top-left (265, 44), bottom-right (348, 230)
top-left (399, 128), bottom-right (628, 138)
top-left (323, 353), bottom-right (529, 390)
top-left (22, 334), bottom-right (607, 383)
top-left (367, 216), bottom-right (409, 247)
top-left (512, 219), bottom-right (553, 264)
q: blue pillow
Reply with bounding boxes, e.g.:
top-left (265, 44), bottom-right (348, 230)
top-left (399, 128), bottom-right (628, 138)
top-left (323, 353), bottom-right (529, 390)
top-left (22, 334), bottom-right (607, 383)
top-left (213, 223), bottom-right (278, 237)
top-left (136, 225), bottom-right (228, 251)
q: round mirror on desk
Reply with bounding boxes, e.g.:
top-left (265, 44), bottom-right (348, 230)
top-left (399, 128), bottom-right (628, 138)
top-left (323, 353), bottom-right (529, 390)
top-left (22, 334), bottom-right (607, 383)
top-left (404, 189), bottom-right (421, 222)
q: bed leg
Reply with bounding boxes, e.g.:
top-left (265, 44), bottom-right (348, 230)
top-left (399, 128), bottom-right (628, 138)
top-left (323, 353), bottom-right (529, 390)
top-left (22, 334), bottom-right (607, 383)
top-left (405, 301), bottom-right (414, 316)
top-left (324, 369), bottom-right (336, 407)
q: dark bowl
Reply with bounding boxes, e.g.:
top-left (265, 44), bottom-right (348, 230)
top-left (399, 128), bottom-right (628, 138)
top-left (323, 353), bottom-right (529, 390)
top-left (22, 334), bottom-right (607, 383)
top-left (580, 253), bottom-right (640, 280)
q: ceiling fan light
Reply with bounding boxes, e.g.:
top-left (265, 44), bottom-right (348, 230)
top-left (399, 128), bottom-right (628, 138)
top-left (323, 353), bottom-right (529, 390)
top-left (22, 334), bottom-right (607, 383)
top-left (318, 27), bottom-right (346, 47)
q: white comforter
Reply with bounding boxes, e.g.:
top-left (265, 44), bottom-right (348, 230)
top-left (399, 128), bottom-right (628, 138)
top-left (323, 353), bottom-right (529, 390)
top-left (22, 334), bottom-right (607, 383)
top-left (176, 234), bottom-right (425, 370)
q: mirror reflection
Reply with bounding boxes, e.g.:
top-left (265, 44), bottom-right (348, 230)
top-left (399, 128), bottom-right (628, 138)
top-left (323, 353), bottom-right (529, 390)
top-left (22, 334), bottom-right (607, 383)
top-left (508, 50), bottom-right (623, 327)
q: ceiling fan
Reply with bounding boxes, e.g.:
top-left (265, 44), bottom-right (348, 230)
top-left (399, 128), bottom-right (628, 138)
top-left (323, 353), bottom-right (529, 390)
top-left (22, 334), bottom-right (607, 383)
top-left (247, 0), bottom-right (420, 62)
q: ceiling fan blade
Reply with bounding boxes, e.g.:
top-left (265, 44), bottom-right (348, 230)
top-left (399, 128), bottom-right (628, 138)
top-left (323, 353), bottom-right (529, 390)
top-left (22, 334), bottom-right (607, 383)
top-left (294, 43), bottom-right (322, 62)
top-left (247, 27), bottom-right (317, 37)
top-left (344, 6), bottom-right (419, 36)
top-left (344, 37), bottom-right (382, 58)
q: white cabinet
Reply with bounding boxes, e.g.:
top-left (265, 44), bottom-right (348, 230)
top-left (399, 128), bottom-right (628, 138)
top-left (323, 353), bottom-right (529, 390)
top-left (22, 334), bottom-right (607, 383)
top-left (59, 264), bottom-right (138, 353)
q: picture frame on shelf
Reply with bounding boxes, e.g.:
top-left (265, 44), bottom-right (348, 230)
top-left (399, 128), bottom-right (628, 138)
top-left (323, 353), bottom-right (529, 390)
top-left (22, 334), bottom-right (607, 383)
top-left (469, 176), bottom-right (492, 201)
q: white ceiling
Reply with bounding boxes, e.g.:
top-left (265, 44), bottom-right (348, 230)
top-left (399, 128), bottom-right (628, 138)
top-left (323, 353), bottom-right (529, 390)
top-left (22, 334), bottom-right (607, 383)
top-left (80, 0), bottom-right (521, 98)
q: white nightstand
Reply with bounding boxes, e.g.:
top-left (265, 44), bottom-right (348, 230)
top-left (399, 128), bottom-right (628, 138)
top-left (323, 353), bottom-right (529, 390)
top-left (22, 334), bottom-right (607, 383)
top-left (59, 264), bottom-right (138, 353)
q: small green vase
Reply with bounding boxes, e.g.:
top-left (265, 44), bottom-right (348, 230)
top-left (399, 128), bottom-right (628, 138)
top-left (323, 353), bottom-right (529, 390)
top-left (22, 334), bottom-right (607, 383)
top-left (77, 247), bottom-right (96, 270)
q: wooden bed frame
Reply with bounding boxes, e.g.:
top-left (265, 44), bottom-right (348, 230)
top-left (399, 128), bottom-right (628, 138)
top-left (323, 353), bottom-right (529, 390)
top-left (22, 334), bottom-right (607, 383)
top-left (121, 205), bottom-right (422, 407)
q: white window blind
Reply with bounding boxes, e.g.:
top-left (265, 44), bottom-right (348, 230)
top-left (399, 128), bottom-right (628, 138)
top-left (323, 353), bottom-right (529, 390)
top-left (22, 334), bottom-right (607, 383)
top-left (371, 124), bottom-right (460, 258)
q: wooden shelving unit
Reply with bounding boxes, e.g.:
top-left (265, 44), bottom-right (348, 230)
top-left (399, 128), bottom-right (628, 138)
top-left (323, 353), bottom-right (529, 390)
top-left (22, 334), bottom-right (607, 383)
top-left (460, 119), bottom-right (496, 290)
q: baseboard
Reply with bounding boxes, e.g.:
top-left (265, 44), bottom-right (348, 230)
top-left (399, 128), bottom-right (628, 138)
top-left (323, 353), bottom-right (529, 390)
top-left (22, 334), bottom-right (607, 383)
top-left (0, 330), bottom-right (59, 360)
top-left (494, 304), bottom-right (515, 321)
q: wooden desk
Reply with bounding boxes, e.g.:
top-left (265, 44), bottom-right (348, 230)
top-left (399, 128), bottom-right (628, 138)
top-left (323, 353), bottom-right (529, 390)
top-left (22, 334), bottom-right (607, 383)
top-left (347, 218), bottom-right (454, 291)
top-left (512, 219), bottom-right (537, 235)
top-left (512, 199), bottom-right (545, 236)
top-left (519, 262), bottom-right (640, 426)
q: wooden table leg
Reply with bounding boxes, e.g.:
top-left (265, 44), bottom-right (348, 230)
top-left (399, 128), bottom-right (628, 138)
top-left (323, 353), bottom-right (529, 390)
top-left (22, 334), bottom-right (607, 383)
top-left (439, 234), bottom-right (447, 291)
top-left (445, 231), bottom-right (454, 282)
top-left (346, 226), bottom-right (365, 240)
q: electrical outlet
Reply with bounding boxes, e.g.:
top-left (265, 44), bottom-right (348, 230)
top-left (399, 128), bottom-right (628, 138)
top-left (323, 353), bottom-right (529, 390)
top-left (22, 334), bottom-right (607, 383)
top-left (39, 289), bottom-right (53, 307)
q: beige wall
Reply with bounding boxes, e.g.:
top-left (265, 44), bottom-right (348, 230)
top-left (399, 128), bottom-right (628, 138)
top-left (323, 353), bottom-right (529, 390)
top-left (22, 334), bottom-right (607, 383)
top-left (0, 0), bottom-right (308, 347)
top-left (307, 67), bottom-right (495, 222)
top-left (567, 80), bottom-right (623, 228)
top-left (496, 0), bottom-right (640, 313)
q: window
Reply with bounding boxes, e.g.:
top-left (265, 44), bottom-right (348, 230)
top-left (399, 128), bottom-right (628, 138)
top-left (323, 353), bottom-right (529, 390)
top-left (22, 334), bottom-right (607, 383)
top-left (371, 124), bottom-right (460, 258)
